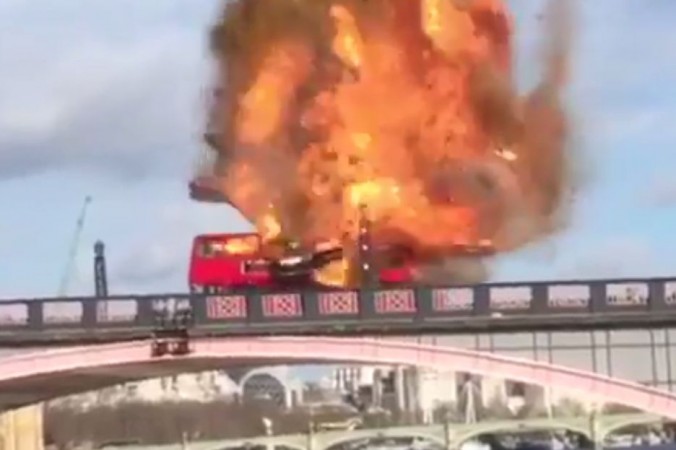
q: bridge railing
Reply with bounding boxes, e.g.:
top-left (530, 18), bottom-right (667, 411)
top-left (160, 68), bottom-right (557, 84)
top-left (1, 276), bottom-right (676, 337)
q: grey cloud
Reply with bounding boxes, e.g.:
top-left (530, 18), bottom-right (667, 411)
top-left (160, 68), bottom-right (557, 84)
top-left (106, 201), bottom-right (253, 293)
top-left (643, 177), bottom-right (676, 208)
top-left (0, 19), bottom-right (211, 182)
top-left (107, 213), bottom-right (197, 292)
top-left (111, 241), bottom-right (185, 288)
top-left (556, 237), bottom-right (657, 280)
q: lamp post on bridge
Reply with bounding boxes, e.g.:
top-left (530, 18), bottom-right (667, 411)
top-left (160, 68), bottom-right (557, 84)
top-left (263, 416), bottom-right (274, 450)
top-left (262, 417), bottom-right (273, 437)
top-left (589, 400), bottom-right (603, 450)
top-left (443, 408), bottom-right (453, 450)
top-left (544, 385), bottom-right (553, 420)
top-left (462, 379), bottom-right (478, 425)
top-left (306, 403), bottom-right (316, 450)
top-left (357, 204), bottom-right (377, 288)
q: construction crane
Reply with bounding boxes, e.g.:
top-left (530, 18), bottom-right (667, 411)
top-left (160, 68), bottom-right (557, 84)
top-left (57, 196), bottom-right (92, 296)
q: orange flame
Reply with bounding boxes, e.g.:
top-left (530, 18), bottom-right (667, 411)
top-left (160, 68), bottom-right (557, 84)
top-left (202, 0), bottom-right (571, 286)
top-left (224, 236), bottom-right (260, 256)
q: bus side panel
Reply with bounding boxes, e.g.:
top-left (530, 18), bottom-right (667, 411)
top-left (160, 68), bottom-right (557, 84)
top-left (379, 266), bottom-right (414, 284)
top-left (189, 235), bottom-right (273, 289)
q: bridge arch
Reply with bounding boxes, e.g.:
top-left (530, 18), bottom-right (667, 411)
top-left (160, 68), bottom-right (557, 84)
top-left (241, 372), bottom-right (287, 407)
top-left (322, 427), bottom-right (445, 450)
top-left (600, 414), bottom-right (671, 442)
top-left (453, 420), bottom-right (592, 447)
top-left (238, 367), bottom-right (295, 408)
top-left (0, 337), bottom-right (674, 418)
top-left (239, 367), bottom-right (289, 389)
top-left (253, 438), bottom-right (307, 450)
top-left (210, 436), bottom-right (308, 450)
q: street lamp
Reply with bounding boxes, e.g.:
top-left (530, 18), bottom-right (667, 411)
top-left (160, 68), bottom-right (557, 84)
top-left (306, 403), bottom-right (316, 450)
top-left (444, 408), bottom-right (453, 450)
top-left (262, 417), bottom-right (273, 436)
top-left (588, 400), bottom-right (603, 450)
top-left (462, 379), bottom-right (477, 424)
top-left (544, 385), bottom-right (553, 419)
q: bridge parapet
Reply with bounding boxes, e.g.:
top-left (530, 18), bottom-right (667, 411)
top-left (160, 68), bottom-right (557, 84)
top-left (3, 275), bottom-right (676, 343)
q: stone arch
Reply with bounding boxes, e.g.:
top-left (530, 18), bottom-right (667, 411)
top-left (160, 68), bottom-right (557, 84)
top-left (601, 414), bottom-right (669, 442)
top-left (453, 420), bottom-right (592, 447)
top-left (241, 372), bottom-right (288, 408)
top-left (323, 428), bottom-right (445, 450)
top-left (239, 367), bottom-right (289, 391)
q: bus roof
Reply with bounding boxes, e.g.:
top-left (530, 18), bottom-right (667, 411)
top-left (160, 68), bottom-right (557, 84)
top-left (194, 232), bottom-right (258, 241)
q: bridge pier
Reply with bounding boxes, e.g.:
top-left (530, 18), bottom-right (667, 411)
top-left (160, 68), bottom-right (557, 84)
top-left (0, 403), bottom-right (43, 450)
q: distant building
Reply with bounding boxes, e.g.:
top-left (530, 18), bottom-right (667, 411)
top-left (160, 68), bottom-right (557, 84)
top-left (325, 364), bottom-right (585, 421)
top-left (331, 366), bottom-right (391, 393)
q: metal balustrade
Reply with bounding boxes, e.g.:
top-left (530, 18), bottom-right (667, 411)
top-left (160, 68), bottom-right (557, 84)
top-left (0, 277), bottom-right (676, 340)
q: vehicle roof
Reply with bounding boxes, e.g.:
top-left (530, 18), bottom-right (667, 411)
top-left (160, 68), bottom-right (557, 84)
top-left (194, 232), bottom-right (259, 240)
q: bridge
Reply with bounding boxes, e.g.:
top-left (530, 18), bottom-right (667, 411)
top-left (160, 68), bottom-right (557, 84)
top-left (0, 337), bottom-right (675, 415)
top-left (85, 414), bottom-right (672, 450)
top-left (113, 413), bottom-right (665, 450)
top-left (2, 276), bottom-right (676, 448)
top-left (0, 335), bottom-right (675, 448)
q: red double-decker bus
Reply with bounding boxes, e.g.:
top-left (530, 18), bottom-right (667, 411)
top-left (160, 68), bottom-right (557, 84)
top-left (188, 233), bottom-right (420, 293)
top-left (188, 232), bottom-right (495, 292)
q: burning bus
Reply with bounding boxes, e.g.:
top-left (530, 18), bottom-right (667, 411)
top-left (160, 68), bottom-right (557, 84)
top-left (188, 231), bottom-right (414, 292)
top-left (188, 230), bottom-right (495, 292)
top-left (189, 0), bottom-right (570, 290)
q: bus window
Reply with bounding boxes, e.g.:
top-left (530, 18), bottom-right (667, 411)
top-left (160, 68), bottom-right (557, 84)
top-left (224, 236), bottom-right (259, 255)
top-left (198, 236), bottom-right (260, 258)
top-left (198, 241), bottom-right (220, 258)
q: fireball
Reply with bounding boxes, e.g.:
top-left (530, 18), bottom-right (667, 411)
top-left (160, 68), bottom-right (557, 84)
top-left (197, 0), bottom-right (572, 286)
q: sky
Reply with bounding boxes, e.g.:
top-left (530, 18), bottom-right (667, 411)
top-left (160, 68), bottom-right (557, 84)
top-left (1, 0), bottom-right (676, 299)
